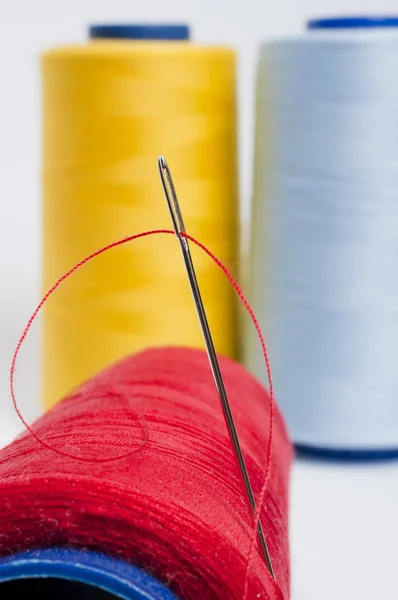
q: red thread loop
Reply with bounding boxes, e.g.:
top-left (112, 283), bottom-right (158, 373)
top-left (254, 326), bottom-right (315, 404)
top-left (11, 229), bottom-right (274, 469)
top-left (9, 229), bottom-right (279, 598)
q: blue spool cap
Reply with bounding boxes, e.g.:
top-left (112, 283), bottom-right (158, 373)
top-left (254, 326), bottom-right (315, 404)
top-left (308, 16), bottom-right (398, 29)
top-left (0, 549), bottom-right (177, 600)
top-left (89, 24), bottom-right (190, 40)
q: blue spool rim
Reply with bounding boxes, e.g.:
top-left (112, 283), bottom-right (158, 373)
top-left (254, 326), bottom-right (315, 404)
top-left (89, 24), bottom-right (190, 40)
top-left (308, 16), bottom-right (398, 29)
top-left (0, 548), bottom-right (177, 600)
top-left (296, 444), bottom-right (398, 463)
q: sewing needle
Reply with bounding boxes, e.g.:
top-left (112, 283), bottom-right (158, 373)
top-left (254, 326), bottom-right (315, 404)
top-left (157, 155), bottom-right (274, 578)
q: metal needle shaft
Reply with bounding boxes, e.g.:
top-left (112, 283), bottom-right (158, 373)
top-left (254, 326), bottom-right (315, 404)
top-left (157, 155), bottom-right (274, 578)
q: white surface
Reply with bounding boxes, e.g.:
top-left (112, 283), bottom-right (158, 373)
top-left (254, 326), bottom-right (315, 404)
top-left (1, 1), bottom-right (398, 599)
top-left (291, 458), bottom-right (398, 600)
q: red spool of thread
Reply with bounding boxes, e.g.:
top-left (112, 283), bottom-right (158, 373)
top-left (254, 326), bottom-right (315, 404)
top-left (0, 346), bottom-right (292, 599)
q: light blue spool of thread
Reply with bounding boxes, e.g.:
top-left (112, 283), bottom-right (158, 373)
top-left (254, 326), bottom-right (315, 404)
top-left (247, 17), bottom-right (398, 459)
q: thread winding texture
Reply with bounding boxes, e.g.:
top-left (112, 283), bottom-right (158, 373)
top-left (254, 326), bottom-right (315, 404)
top-left (42, 41), bottom-right (239, 410)
top-left (1, 345), bottom-right (292, 599)
top-left (247, 33), bottom-right (398, 450)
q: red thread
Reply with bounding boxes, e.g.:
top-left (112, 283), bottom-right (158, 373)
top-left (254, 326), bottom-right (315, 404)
top-left (10, 230), bottom-right (274, 467)
top-left (1, 348), bottom-right (292, 599)
top-left (6, 229), bottom-right (292, 598)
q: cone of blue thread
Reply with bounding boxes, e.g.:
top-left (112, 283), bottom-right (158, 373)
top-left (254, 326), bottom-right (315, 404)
top-left (295, 16), bottom-right (398, 461)
top-left (0, 24), bottom-right (185, 598)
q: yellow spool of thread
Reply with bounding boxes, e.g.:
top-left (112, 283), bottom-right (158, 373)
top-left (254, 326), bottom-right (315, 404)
top-left (42, 33), bottom-right (239, 409)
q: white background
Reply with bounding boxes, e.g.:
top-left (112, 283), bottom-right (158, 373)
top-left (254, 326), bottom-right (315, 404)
top-left (1, 1), bottom-right (398, 599)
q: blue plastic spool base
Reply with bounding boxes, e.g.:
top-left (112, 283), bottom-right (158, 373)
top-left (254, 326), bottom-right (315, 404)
top-left (0, 549), bottom-right (177, 600)
top-left (296, 444), bottom-right (398, 463)
top-left (89, 24), bottom-right (190, 40)
top-left (308, 16), bottom-right (398, 29)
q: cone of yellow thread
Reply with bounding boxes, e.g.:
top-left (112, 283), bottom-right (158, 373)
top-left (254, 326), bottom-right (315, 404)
top-left (42, 39), bottom-right (239, 409)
